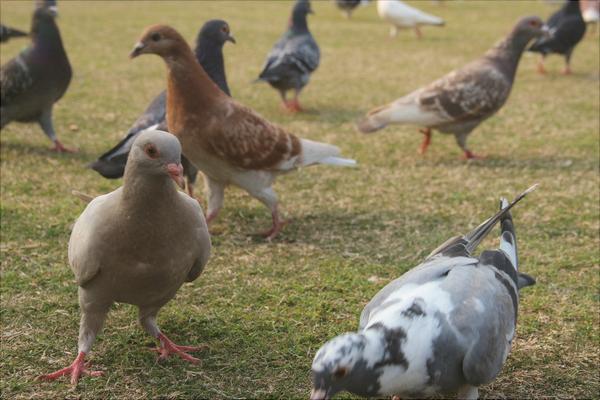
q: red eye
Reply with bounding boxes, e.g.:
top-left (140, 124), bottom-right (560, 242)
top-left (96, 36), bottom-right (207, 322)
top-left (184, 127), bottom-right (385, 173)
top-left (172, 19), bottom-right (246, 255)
top-left (222, 26), bottom-right (229, 34)
top-left (144, 143), bottom-right (159, 159)
top-left (529, 20), bottom-right (539, 27)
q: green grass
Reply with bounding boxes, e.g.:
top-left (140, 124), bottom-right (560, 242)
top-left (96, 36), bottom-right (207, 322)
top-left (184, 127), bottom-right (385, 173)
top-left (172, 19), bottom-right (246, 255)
top-left (1, 0), bottom-right (598, 398)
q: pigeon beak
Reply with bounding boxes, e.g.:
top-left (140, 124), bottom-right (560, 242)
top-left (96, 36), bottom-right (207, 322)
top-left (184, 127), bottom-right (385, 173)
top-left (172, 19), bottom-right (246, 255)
top-left (166, 163), bottom-right (185, 190)
top-left (309, 388), bottom-right (329, 400)
top-left (226, 34), bottom-right (236, 44)
top-left (129, 42), bottom-right (146, 59)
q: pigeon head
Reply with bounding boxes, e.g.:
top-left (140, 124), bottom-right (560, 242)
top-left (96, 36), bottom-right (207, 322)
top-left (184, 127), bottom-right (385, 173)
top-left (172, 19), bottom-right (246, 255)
top-left (128, 130), bottom-right (185, 189)
top-left (35, 0), bottom-right (58, 15)
top-left (512, 16), bottom-right (547, 41)
top-left (31, 7), bottom-right (59, 39)
top-left (197, 20), bottom-right (235, 47)
top-left (289, 0), bottom-right (313, 32)
top-left (311, 332), bottom-right (382, 399)
top-left (130, 24), bottom-right (189, 59)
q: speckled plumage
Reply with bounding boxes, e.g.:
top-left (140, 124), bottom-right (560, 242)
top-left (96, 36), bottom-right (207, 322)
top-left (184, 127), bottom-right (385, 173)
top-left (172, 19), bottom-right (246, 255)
top-left (89, 20), bottom-right (235, 198)
top-left (311, 186), bottom-right (537, 400)
top-left (357, 16), bottom-right (546, 158)
top-left (0, 7), bottom-right (72, 151)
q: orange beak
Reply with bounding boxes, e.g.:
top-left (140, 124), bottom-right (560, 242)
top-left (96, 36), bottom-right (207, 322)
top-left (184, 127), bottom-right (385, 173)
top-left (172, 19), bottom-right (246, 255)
top-left (166, 163), bottom-right (185, 190)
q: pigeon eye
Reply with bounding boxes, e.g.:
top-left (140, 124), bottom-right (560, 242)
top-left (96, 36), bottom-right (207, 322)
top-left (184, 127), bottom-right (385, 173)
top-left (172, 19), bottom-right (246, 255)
top-left (151, 32), bottom-right (161, 42)
top-left (144, 143), bottom-right (159, 159)
top-left (529, 20), bottom-right (539, 27)
top-left (332, 367), bottom-right (347, 380)
top-left (221, 26), bottom-right (229, 34)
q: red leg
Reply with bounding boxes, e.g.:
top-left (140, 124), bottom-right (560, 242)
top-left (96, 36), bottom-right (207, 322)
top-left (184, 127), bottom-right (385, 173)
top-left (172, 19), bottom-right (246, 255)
top-left (561, 65), bottom-right (572, 75)
top-left (38, 352), bottom-right (103, 385)
top-left (536, 58), bottom-right (546, 75)
top-left (418, 128), bottom-right (432, 155)
top-left (259, 207), bottom-right (289, 241)
top-left (151, 332), bottom-right (206, 364)
top-left (414, 26), bottom-right (422, 39)
top-left (462, 150), bottom-right (485, 160)
top-left (287, 99), bottom-right (303, 113)
top-left (51, 140), bottom-right (77, 153)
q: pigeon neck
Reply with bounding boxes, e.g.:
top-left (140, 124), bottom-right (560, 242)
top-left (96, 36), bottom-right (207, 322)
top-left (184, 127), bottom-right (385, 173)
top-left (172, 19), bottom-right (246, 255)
top-left (33, 21), bottom-right (67, 57)
top-left (564, 0), bottom-right (582, 15)
top-left (194, 39), bottom-right (230, 96)
top-left (289, 12), bottom-right (309, 33)
top-left (122, 165), bottom-right (178, 207)
top-left (485, 32), bottom-right (532, 79)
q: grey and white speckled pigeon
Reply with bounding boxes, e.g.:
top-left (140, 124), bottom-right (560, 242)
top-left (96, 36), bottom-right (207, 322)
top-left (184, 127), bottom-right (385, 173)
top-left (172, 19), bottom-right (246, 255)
top-left (311, 185), bottom-right (538, 400)
top-left (89, 20), bottom-right (235, 198)
top-left (0, 6), bottom-right (73, 152)
top-left (256, 0), bottom-right (320, 112)
top-left (0, 24), bottom-right (28, 43)
top-left (357, 16), bottom-right (547, 159)
top-left (335, 0), bottom-right (368, 19)
top-left (38, 130), bottom-right (211, 385)
top-left (528, 0), bottom-right (586, 75)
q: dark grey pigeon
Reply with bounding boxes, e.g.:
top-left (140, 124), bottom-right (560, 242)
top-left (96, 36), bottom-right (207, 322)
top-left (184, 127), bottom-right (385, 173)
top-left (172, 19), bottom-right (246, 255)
top-left (0, 24), bottom-right (28, 43)
top-left (335, 0), bottom-right (366, 19)
top-left (528, 0), bottom-right (586, 75)
top-left (256, 0), bottom-right (320, 112)
top-left (89, 20), bottom-right (235, 198)
top-left (357, 16), bottom-right (547, 159)
top-left (0, 6), bottom-right (73, 152)
top-left (311, 185), bottom-right (538, 400)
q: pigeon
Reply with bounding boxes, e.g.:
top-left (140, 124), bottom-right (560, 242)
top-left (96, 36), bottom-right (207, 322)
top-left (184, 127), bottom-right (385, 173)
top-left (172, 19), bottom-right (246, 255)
top-left (130, 24), bottom-right (355, 240)
top-left (0, 24), bottom-right (28, 43)
top-left (335, 0), bottom-right (368, 19)
top-left (580, 0), bottom-right (600, 29)
top-left (310, 185), bottom-right (538, 400)
top-left (376, 0), bottom-right (444, 39)
top-left (357, 16), bottom-right (547, 159)
top-left (256, 0), bottom-right (320, 112)
top-left (89, 20), bottom-right (235, 199)
top-left (528, 0), bottom-right (587, 75)
top-left (38, 130), bottom-right (211, 385)
top-left (0, 6), bottom-right (73, 152)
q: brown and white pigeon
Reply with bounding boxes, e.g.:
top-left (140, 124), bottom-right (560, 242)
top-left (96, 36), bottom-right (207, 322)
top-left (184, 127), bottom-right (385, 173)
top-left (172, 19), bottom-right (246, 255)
top-left (0, 6), bottom-right (73, 152)
top-left (357, 16), bottom-right (547, 159)
top-left (38, 130), bottom-right (211, 385)
top-left (130, 25), bottom-right (355, 240)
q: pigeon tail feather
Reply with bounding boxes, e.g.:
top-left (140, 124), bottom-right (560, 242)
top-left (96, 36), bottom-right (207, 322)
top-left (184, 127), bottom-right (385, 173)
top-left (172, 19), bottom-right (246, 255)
top-left (464, 184), bottom-right (538, 255)
top-left (319, 156), bottom-right (357, 167)
top-left (299, 139), bottom-right (348, 167)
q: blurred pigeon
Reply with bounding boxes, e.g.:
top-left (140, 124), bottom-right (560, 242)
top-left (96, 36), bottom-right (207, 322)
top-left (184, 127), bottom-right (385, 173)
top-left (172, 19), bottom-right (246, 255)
top-left (376, 0), bottom-right (444, 39)
top-left (38, 130), bottom-right (211, 385)
top-left (357, 16), bottom-right (546, 159)
top-left (89, 20), bottom-right (235, 199)
top-left (529, 0), bottom-right (586, 75)
top-left (256, 0), bottom-right (320, 112)
top-left (0, 6), bottom-right (73, 152)
top-left (0, 24), bottom-right (28, 43)
top-left (130, 25), bottom-right (355, 240)
top-left (335, 0), bottom-right (368, 19)
top-left (580, 0), bottom-right (600, 29)
top-left (311, 185), bottom-right (538, 400)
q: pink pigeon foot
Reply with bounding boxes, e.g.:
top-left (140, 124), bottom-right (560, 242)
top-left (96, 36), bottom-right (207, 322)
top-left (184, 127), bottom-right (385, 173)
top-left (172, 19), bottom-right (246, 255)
top-left (259, 218), bottom-right (290, 241)
top-left (51, 140), bottom-right (77, 153)
top-left (151, 332), bottom-right (205, 364)
top-left (536, 60), bottom-right (547, 75)
top-left (286, 99), bottom-right (303, 113)
top-left (462, 150), bottom-right (485, 160)
top-left (38, 352), bottom-right (103, 385)
top-left (561, 66), bottom-right (572, 75)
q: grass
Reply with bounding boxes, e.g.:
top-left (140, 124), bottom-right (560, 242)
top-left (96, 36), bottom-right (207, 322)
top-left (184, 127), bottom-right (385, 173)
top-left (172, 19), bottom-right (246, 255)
top-left (1, 0), bottom-right (598, 398)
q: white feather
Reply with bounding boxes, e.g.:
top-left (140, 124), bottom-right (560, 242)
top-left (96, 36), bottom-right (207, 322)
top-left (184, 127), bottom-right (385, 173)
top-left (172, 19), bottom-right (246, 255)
top-left (377, 0), bottom-right (444, 28)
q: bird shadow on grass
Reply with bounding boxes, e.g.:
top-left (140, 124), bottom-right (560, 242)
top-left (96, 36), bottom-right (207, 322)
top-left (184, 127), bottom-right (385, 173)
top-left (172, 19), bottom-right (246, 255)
top-left (428, 154), bottom-right (597, 172)
top-left (0, 140), bottom-right (94, 161)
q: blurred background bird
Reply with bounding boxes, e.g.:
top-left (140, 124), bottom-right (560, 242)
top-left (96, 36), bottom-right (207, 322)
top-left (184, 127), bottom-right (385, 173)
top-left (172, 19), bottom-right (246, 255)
top-left (0, 2), bottom-right (74, 152)
top-left (528, 0), bottom-right (587, 75)
top-left (0, 24), bottom-right (28, 43)
top-left (334, 0), bottom-right (369, 19)
top-left (89, 20), bottom-right (235, 199)
top-left (376, 0), bottom-right (445, 39)
top-left (256, 0), bottom-right (320, 113)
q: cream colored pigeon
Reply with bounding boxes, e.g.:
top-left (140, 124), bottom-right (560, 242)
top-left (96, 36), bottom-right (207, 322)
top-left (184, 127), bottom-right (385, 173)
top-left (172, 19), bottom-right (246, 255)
top-left (39, 130), bottom-right (211, 385)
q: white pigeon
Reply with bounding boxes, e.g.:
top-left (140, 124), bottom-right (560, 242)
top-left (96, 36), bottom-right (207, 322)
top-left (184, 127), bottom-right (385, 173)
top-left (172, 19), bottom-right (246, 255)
top-left (310, 185), bottom-right (538, 400)
top-left (376, 0), bottom-right (444, 38)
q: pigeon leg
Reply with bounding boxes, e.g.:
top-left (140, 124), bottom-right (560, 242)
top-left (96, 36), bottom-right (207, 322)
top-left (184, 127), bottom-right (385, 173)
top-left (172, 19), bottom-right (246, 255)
top-left (462, 150), bottom-right (485, 160)
top-left (536, 56), bottom-right (547, 74)
top-left (39, 107), bottom-right (77, 153)
top-left (418, 128), bottom-right (432, 154)
top-left (278, 90), bottom-right (290, 110)
top-left (456, 385), bottom-right (478, 400)
top-left (182, 156), bottom-right (202, 201)
top-left (288, 89), bottom-right (303, 113)
top-left (140, 309), bottom-right (205, 364)
top-left (252, 187), bottom-right (288, 240)
top-left (414, 26), bottom-right (422, 39)
top-left (39, 301), bottom-right (109, 385)
top-left (204, 176), bottom-right (225, 224)
top-left (389, 25), bottom-right (398, 38)
top-left (561, 51), bottom-right (573, 75)
top-left (455, 133), bottom-right (485, 160)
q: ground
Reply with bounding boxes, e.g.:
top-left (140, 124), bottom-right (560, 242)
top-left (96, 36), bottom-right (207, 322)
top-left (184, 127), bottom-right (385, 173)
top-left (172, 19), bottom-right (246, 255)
top-left (0, 1), bottom-right (598, 398)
